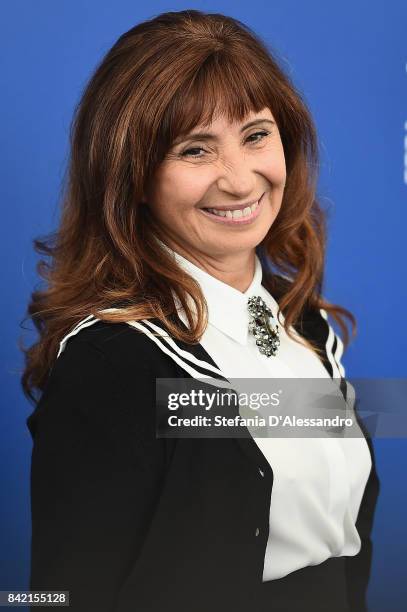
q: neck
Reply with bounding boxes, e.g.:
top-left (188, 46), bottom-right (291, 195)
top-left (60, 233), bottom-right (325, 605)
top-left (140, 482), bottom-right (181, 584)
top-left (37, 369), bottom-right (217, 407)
top-left (161, 238), bottom-right (257, 293)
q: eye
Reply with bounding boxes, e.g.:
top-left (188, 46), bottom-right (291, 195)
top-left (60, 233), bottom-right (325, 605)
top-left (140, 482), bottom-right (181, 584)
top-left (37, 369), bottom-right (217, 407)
top-left (180, 130), bottom-right (271, 158)
top-left (180, 146), bottom-right (205, 158)
top-left (246, 130), bottom-right (270, 144)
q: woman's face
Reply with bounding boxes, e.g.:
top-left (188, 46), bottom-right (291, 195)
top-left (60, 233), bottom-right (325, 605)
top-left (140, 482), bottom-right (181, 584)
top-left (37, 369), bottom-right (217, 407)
top-left (145, 106), bottom-right (286, 261)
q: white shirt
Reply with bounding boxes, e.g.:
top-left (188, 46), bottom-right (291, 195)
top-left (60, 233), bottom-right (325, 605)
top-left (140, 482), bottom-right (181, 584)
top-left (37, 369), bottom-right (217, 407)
top-left (167, 247), bottom-right (372, 581)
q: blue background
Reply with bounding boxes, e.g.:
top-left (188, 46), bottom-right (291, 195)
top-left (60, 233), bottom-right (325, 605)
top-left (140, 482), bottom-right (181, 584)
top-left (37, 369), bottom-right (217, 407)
top-left (1, 1), bottom-right (406, 610)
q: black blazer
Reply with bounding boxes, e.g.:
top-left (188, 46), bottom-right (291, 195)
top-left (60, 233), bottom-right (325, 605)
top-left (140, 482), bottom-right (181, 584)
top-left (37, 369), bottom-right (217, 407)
top-left (26, 296), bottom-right (380, 612)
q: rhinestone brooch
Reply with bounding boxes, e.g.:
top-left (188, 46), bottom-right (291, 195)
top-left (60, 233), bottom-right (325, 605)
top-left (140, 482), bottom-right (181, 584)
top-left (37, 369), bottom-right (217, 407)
top-left (247, 296), bottom-right (280, 357)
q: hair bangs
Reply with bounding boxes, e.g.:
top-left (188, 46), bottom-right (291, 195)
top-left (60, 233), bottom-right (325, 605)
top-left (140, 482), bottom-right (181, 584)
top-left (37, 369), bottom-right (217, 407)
top-left (159, 51), bottom-right (275, 154)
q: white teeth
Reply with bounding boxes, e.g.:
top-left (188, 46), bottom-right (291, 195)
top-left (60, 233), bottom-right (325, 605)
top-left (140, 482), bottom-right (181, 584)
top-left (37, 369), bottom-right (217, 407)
top-left (206, 200), bottom-right (259, 219)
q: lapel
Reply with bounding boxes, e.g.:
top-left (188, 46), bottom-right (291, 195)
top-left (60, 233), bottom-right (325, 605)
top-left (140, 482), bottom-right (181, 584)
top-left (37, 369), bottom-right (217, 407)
top-left (123, 275), bottom-right (346, 478)
top-left (165, 328), bottom-right (275, 477)
top-left (166, 314), bottom-right (345, 478)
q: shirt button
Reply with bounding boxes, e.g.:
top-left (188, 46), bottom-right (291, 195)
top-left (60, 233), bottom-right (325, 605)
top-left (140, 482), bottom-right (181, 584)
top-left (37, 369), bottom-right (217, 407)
top-left (255, 527), bottom-right (260, 537)
top-left (258, 468), bottom-right (265, 477)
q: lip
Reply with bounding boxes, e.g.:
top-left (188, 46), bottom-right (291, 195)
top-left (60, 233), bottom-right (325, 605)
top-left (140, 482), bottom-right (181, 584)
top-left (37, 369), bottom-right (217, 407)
top-left (198, 192), bottom-right (265, 226)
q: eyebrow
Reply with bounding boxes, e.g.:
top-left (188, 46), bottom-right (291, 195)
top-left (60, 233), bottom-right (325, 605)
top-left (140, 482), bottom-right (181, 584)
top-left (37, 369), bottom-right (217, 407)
top-left (173, 118), bottom-right (276, 145)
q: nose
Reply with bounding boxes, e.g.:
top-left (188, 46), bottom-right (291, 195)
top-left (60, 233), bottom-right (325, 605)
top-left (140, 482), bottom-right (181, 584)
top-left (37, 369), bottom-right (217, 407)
top-left (216, 149), bottom-right (257, 198)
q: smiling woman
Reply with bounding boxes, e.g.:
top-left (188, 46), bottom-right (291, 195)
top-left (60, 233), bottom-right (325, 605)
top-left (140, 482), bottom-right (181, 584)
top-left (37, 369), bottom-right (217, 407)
top-left (21, 8), bottom-right (379, 612)
top-left (147, 108), bottom-right (286, 268)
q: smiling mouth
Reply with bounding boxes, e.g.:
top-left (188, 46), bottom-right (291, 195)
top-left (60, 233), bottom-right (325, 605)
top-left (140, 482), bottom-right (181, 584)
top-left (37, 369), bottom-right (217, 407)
top-left (202, 201), bottom-right (259, 219)
top-left (198, 193), bottom-right (265, 225)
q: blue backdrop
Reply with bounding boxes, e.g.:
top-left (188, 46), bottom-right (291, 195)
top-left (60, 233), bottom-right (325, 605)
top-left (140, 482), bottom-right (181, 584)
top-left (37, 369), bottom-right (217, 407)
top-left (1, 1), bottom-right (406, 610)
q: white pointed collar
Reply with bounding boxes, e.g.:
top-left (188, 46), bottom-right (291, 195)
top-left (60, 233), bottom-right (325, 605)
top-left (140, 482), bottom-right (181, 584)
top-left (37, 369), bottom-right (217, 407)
top-left (157, 238), bottom-right (270, 345)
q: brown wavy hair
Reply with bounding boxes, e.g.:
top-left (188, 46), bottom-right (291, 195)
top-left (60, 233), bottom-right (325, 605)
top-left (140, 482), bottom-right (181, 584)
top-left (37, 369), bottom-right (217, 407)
top-left (20, 9), bottom-right (356, 404)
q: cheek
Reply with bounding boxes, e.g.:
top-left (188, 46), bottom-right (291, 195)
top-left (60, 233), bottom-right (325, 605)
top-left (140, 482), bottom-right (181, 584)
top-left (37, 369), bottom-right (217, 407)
top-left (150, 165), bottom-right (208, 216)
top-left (264, 141), bottom-right (286, 187)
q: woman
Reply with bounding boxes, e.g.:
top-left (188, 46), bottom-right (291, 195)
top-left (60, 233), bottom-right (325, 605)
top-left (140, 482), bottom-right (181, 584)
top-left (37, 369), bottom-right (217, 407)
top-left (22, 9), bottom-right (380, 612)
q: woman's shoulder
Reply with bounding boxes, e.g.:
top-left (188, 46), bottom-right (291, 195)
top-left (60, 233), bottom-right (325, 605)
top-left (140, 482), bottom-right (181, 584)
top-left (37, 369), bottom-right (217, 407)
top-left (57, 318), bottom-right (179, 378)
top-left (268, 273), bottom-right (328, 329)
top-left (27, 319), bottom-right (180, 437)
top-left (268, 273), bottom-right (345, 377)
